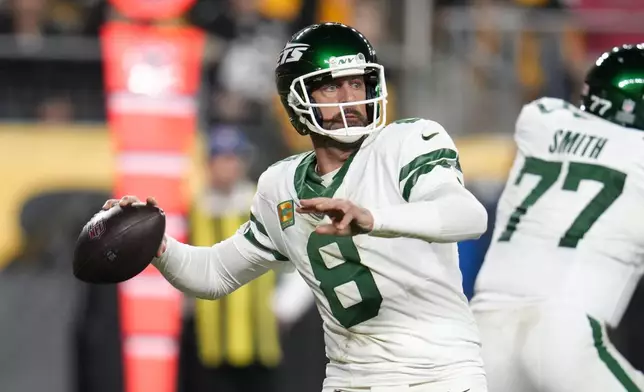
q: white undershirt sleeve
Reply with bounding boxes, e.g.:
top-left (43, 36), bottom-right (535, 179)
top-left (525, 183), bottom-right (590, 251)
top-left (151, 234), bottom-right (279, 300)
top-left (370, 167), bottom-right (488, 243)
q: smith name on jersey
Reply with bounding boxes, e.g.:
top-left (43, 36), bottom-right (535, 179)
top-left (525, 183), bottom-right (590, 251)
top-left (476, 97), bottom-right (644, 327)
top-left (239, 118), bottom-right (484, 388)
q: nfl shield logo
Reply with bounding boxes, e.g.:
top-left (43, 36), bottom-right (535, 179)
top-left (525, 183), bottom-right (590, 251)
top-left (622, 99), bottom-right (636, 113)
top-left (88, 219), bottom-right (106, 240)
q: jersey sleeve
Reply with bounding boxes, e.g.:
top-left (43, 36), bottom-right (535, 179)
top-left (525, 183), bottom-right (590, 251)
top-left (235, 170), bottom-right (292, 271)
top-left (239, 196), bottom-right (288, 262)
top-left (396, 119), bottom-right (464, 202)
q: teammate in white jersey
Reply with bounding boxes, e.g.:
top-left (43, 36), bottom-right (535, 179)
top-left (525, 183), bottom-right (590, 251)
top-left (103, 23), bottom-right (488, 392)
top-left (471, 44), bottom-right (644, 392)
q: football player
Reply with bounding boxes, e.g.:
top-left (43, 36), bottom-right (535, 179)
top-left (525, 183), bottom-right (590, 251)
top-left (471, 44), bottom-right (644, 392)
top-left (105, 23), bottom-right (488, 392)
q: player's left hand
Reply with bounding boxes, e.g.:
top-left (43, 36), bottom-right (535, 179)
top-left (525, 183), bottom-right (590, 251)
top-left (297, 197), bottom-right (374, 236)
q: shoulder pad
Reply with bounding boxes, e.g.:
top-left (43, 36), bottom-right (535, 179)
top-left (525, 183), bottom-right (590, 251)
top-left (517, 97), bottom-right (587, 132)
top-left (376, 117), bottom-right (450, 145)
top-left (520, 97), bottom-right (585, 121)
top-left (527, 97), bottom-right (567, 111)
top-left (258, 152), bottom-right (311, 195)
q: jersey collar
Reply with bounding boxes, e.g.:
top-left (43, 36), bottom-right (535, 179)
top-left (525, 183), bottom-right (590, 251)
top-left (294, 150), bottom-right (357, 200)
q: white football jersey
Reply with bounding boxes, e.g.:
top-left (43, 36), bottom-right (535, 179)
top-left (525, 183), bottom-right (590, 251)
top-left (476, 97), bottom-right (644, 327)
top-left (240, 119), bottom-right (484, 388)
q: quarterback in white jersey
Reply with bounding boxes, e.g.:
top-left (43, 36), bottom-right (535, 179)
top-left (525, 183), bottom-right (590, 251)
top-left (103, 23), bottom-right (488, 392)
top-left (472, 44), bottom-right (644, 392)
top-left (104, 23), bottom-right (487, 392)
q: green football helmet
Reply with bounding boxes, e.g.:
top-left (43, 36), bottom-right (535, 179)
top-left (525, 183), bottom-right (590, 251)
top-left (275, 22), bottom-right (388, 143)
top-left (581, 44), bottom-right (644, 131)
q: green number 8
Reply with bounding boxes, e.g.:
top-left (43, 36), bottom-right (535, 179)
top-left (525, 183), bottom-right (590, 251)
top-left (306, 233), bottom-right (382, 328)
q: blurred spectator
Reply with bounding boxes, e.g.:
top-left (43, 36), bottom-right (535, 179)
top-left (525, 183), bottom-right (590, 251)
top-left (0, 0), bottom-right (61, 48)
top-left (189, 0), bottom-right (288, 104)
top-left (198, 126), bottom-right (257, 213)
top-left (48, 0), bottom-right (85, 34)
top-left (188, 0), bottom-right (291, 171)
top-left (0, 0), bottom-right (99, 38)
top-left (79, 0), bottom-right (107, 36)
top-left (514, 0), bottom-right (586, 102)
top-left (37, 94), bottom-right (74, 123)
top-left (431, 0), bottom-right (583, 136)
top-left (208, 86), bottom-right (290, 180)
top-left (0, 0), bottom-right (105, 122)
top-left (0, 57), bottom-right (104, 121)
top-left (353, 0), bottom-right (383, 46)
top-left (180, 126), bottom-right (313, 392)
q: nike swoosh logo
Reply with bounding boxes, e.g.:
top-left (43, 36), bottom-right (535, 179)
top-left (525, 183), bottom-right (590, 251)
top-left (421, 131), bottom-right (439, 141)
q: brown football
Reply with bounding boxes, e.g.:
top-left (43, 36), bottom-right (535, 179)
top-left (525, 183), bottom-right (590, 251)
top-left (73, 204), bottom-right (166, 284)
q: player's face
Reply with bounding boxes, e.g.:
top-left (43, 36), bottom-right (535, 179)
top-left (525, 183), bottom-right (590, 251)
top-left (310, 75), bottom-right (368, 130)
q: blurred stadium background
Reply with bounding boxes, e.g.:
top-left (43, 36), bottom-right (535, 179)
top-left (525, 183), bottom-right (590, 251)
top-left (1, 0), bottom-right (644, 392)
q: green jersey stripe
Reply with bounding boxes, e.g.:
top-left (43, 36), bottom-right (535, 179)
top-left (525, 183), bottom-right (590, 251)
top-left (249, 213), bottom-right (268, 236)
top-left (588, 316), bottom-right (641, 392)
top-left (399, 148), bottom-right (459, 182)
top-left (243, 225), bottom-right (289, 262)
top-left (401, 158), bottom-right (459, 202)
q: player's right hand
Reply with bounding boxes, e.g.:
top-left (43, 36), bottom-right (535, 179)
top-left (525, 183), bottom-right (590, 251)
top-left (297, 197), bottom-right (374, 236)
top-left (102, 195), bottom-right (158, 210)
top-left (101, 195), bottom-right (167, 257)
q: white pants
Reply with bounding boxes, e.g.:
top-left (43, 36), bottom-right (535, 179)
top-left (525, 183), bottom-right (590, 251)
top-left (471, 298), bottom-right (644, 392)
top-left (322, 375), bottom-right (487, 392)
